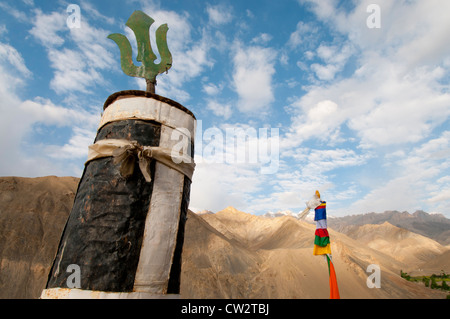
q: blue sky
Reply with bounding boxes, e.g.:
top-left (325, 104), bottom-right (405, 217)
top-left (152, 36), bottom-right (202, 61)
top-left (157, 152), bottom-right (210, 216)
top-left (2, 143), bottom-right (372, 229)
top-left (0, 0), bottom-right (449, 217)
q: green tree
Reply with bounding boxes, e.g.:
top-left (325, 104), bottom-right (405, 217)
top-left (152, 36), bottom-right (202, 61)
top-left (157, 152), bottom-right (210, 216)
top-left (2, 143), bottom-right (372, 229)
top-left (431, 276), bottom-right (438, 289)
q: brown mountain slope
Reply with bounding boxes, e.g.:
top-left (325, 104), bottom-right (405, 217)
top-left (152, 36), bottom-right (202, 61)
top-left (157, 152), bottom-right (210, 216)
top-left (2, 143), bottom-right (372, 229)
top-left (180, 209), bottom-right (262, 298)
top-left (0, 176), bottom-right (78, 299)
top-left (187, 207), bottom-right (448, 299)
top-left (420, 250), bottom-right (450, 276)
top-left (0, 177), bottom-right (448, 299)
top-left (341, 222), bottom-right (448, 268)
top-left (329, 211), bottom-right (450, 245)
top-left (200, 206), bottom-right (312, 250)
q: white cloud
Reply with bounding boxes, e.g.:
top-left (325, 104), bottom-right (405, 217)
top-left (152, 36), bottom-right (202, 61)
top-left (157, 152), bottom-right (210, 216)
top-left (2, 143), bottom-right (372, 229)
top-left (251, 33), bottom-right (272, 45)
top-left (0, 39), bottom-right (99, 177)
top-left (302, 148), bottom-right (370, 175)
top-left (203, 82), bottom-right (222, 96)
top-left (282, 100), bottom-right (344, 148)
top-left (190, 160), bottom-right (264, 213)
top-left (346, 175), bottom-right (418, 214)
top-left (191, 115), bottom-right (370, 214)
top-left (344, 131), bottom-right (450, 215)
top-left (287, 21), bottom-right (318, 49)
top-left (285, 42), bottom-right (450, 149)
top-left (29, 8), bottom-right (115, 95)
top-left (0, 58), bottom-right (27, 168)
top-left (0, 25), bottom-right (7, 37)
top-left (279, 53), bottom-right (289, 66)
top-left (29, 9), bottom-right (66, 47)
top-left (191, 122), bottom-right (281, 213)
top-left (303, 0), bottom-right (450, 69)
top-left (206, 100), bottom-right (232, 120)
top-left (69, 22), bottom-right (115, 70)
top-left (15, 97), bottom-right (98, 166)
top-left (0, 2), bottom-right (28, 22)
top-left (47, 127), bottom-right (97, 159)
top-left (428, 188), bottom-right (450, 203)
top-left (1, 0), bottom-right (448, 218)
top-left (232, 43), bottom-right (277, 114)
top-left (272, 0), bottom-right (450, 217)
top-left (131, 5), bottom-right (215, 102)
top-left (347, 62), bottom-right (450, 147)
top-left (19, 98), bottom-right (99, 128)
top-left (261, 145), bottom-right (372, 215)
top-left (48, 48), bottom-right (102, 94)
top-left (310, 43), bottom-right (355, 81)
top-left (414, 131), bottom-right (450, 160)
top-left (80, 0), bottom-right (116, 25)
top-left (310, 63), bottom-right (339, 81)
top-left (0, 42), bottom-right (32, 80)
top-left (206, 4), bottom-right (233, 26)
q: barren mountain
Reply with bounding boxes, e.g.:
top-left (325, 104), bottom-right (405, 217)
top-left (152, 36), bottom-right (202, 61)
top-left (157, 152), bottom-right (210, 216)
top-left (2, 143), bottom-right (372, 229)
top-left (339, 222), bottom-right (447, 268)
top-left (328, 210), bottom-right (450, 245)
top-left (0, 176), bottom-right (78, 299)
top-left (0, 176), bottom-right (448, 299)
top-left (183, 207), bottom-right (448, 299)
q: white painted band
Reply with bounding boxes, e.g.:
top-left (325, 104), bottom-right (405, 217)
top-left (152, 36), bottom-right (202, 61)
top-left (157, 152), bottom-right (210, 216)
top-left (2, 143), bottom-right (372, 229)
top-left (99, 96), bottom-right (196, 141)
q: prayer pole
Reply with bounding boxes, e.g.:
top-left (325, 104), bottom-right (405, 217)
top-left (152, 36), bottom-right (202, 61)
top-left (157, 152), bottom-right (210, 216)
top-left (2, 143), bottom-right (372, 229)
top-left (41, 10), bottom-right (195, 299)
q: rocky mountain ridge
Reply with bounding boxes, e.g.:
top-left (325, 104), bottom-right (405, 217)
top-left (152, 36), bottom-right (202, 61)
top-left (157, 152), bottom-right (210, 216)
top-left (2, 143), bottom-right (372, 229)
top-left (260, 208), bottom-right (450, 245)
top-left (0, 176), bottom-right (448, 299)
top-left (185, 207), bottom-right (448, 298)
top-left (328, 210), bottom-right (450, 245)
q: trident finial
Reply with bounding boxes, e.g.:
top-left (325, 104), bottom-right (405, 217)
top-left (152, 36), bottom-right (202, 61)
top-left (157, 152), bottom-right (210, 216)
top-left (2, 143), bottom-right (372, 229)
top-left (108, 10), bottom-right (172, 93)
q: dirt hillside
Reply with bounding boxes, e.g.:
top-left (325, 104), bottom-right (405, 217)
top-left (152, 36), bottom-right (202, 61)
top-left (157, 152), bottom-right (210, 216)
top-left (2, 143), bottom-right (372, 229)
top-left (341, 222), bottom-right (448, 268)
top-left (183, 207), bottom-right (448, 299)
top-left (0, 177), bottom-right (448, 299)
top-left (0, 176), bottom-right (78, 298)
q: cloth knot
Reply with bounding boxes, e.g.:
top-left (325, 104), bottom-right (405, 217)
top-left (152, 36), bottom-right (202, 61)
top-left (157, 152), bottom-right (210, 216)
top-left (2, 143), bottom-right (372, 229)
top-left (112, 141), bottom-right (154, 182)
top-left (86, 139), bottom-right (195, 183)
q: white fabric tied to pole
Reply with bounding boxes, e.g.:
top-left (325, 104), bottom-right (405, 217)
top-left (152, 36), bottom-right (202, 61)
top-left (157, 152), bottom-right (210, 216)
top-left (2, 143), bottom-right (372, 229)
top-left (298, 194), bottom-right (322, 220)
top-left (86, 139), bottom-right (195, 182)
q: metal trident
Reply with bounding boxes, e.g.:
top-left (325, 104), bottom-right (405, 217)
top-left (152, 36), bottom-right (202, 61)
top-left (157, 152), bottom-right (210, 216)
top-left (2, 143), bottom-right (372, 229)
top-left (108, 10), bottom-right (172, 93)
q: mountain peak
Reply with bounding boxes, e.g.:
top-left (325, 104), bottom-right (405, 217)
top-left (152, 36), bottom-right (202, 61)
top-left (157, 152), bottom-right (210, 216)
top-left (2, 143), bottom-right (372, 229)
top-left (223, 206), bottom-right (239, 213)
top-left (217, 206), bottom-right (256, 220)
top-left (329, 210), bottom-right (450, 245)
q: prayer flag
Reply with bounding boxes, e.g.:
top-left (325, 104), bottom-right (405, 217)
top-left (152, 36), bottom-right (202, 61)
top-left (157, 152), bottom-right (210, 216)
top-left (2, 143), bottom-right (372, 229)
top-left (312, 199), bottom-right (340, 299)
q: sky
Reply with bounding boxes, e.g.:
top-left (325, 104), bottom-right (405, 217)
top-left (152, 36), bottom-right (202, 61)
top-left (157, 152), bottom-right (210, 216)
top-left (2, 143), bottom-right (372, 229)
top-left (0, 0), bottom-right (449, 218)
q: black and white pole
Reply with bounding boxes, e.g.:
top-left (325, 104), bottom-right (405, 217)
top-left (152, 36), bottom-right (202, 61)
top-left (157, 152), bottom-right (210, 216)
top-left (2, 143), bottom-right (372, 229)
top-left (41, 91), bottom-right (196, 298)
